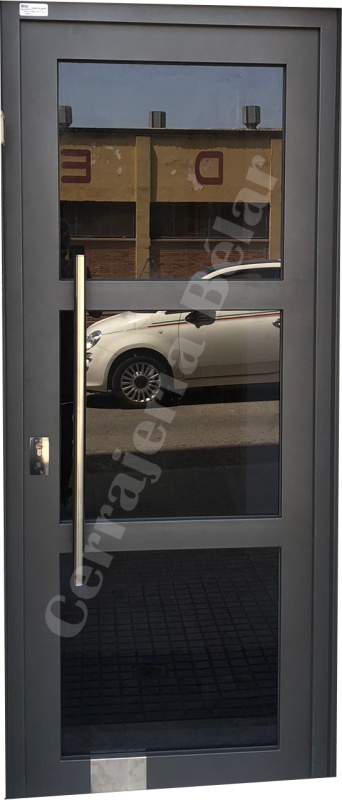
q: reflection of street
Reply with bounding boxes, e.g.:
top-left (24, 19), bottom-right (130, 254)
top-left (85, 385), bottom-right (279, 519)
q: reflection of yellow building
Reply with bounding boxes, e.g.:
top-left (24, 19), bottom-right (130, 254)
top-left (60, 128), bottom-right (282, 279)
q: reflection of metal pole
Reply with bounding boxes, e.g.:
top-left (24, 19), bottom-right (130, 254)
top-left (73, 255), bottom-right (86, 587)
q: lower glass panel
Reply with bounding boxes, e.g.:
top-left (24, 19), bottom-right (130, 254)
top-left (60, 548), bottom-right (279, 756)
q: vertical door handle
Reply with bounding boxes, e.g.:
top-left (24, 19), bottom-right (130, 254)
top-left (74, 255), bottom-right (86, 586)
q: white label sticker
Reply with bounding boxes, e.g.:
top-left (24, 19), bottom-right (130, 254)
top-left (19, 3), bottom-right (48, 16)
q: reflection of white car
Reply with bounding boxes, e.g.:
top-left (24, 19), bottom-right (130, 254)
top-left (86, 261), bottom-right (281, 408)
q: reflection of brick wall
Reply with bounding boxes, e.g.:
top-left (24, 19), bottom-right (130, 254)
top-left (75, 240), bottom-right (135, 279)
top-left (74, 239), bottom-right (268, 279)
top-left (150, 241), bottom-right (269, 279)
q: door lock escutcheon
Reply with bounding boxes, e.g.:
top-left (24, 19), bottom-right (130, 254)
top-left (1, 111), bottom-right (5, 146)
top-left (29, 437), bottom-right (49, 475)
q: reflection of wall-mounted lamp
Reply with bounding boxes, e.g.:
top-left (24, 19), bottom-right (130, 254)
top-left (149, 110), bottom-right (166, 128)
top-left (242, 105), bottom-right (261, 129)
top-left (59, 105), bottom-right (73, 129)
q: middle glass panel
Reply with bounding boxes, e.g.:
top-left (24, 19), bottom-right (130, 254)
top-left (60, 307), bottom-right (280, 521)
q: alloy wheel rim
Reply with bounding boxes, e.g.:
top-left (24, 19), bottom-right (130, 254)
top-left (120, 361), bottom-right (162, 404)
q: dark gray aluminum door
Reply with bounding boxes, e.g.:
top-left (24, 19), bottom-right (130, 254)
top-left (2, 3), bottom-right (339, 798)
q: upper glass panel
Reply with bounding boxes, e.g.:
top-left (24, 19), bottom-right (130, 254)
top-left (59, 63), bottom-right (283, 280)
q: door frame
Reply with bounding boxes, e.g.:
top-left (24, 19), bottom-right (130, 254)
top-left (1, 3), bottom-right (339, 797)
top-left (21, 19), bottom-right (319, 794)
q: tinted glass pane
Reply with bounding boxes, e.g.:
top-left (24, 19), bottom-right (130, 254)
top-left (59, 63), bottom-right (283, 279)
top-left (61, 548), bottom-right (279, 756)
top-left (150, 203), bottom-right (269, 240)
top-left (60, 309), bottom-right (280, 522)
top-left (209, 203), bottom-right (270, 240)
top-left (61, 201), bottom-right (135, 238)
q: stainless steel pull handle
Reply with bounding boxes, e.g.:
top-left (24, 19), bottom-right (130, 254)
top-left (74, 255), bottom-right (86, 586)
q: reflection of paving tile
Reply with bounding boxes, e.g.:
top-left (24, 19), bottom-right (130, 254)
top-left (61, 549), bottom-right (278, 746)
top-left (84, 463), bottom-right (279, 520)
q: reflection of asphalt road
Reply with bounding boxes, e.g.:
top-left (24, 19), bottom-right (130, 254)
top-left (86, 385), bottom-right (279, 459)
top-left (84, 385), bottom-right (280, 519)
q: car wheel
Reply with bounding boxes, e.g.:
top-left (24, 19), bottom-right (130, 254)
top-left (112, 355), bottom-right (171, 409)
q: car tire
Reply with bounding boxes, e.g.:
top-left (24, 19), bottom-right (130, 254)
top-left (112, 354), bottom-right (172, 409)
